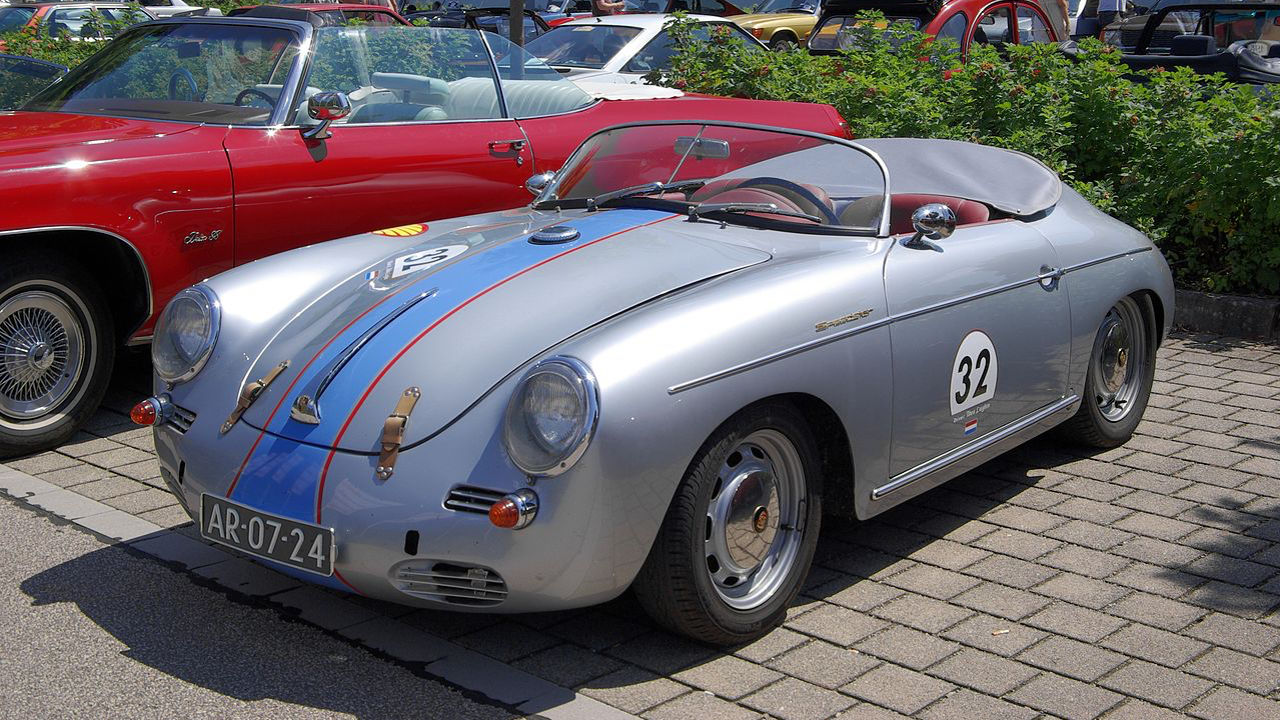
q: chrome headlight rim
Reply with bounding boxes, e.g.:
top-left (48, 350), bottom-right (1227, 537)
top-left (503, 356), bottom-right (599, 478)
top-left (152, 284), bottom-right (220, 385)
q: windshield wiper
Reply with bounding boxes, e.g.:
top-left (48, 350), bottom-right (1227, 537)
top-left (587, 179), bottom-right (707, 210)
top-left (687, 202), bottom-right (823, 224)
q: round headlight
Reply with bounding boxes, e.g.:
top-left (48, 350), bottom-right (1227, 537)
top-left (152, 285), bottom-right (220, 384)
top-left (502, 357), bottom-right (598, 477)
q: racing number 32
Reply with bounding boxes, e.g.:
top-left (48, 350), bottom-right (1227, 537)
top-left (950, 330), bottom-right (999, 416)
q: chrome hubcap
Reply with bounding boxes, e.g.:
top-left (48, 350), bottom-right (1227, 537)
top-left (704, 429), bottom-right (806, 610)
top-left (1091, 297), bottom-right (1146, 422)
top-left (0, 291), bottom-right (84, 421)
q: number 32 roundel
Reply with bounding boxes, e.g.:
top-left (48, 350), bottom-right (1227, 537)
top-left (950, 330), bottom-right (998, 417)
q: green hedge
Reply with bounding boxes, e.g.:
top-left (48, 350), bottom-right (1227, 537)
top-left (657, 16), bottom-right (1280, 296)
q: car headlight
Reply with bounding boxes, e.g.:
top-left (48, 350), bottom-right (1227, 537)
top-left (152, 285), bottom-right (220, 384)
top-left (502, 357), bottom-right (598, 477)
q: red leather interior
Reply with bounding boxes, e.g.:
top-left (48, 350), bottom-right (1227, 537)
top-left (888, 194), bottom-right (990, 234)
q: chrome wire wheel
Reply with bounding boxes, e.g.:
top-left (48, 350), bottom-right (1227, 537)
top-left (703, 428), bottom-right (807, 611)
top-left (0, 290), bottom-right (85, 422)
top-left (1091, 296), bottom-right (1148, 423)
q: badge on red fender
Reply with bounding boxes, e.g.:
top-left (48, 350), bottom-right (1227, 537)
top-left (373, 224), bottom-right (428, 237)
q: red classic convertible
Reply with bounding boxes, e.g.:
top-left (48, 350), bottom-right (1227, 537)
top-left (0, 15), bottom-right (848, 456)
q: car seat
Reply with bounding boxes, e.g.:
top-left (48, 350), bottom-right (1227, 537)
top-left (349, 72), bottom-right (450, 123)
top-left (839, 194), bottom-right (990, 233)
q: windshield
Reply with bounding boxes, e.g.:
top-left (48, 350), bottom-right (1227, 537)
top-left (747, 0), bottom-right (817, 14)
top-left (808, 14), bottom-right (924, 50)
top-left (524, 25), bottom-right (642, 68)
top-left (0, 54), bottom-right (66, 110)
top-left (537, 123), bottom-right (887, 234)
top-left (22, 22), bottom-right (300, 124)
top-left (0, 6), bottom-right (35, 33)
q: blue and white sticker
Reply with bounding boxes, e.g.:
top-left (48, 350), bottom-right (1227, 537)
top-left (950, 329), bottom-right (998, 418)
top-left (387, 244), bottom-right (468, 280)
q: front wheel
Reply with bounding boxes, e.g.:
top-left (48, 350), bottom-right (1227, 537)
top-left (769, 34), bottom-right (798, 51)
top-left (0, 257), bottom-right (114, 458)
top-left (1059, 294), bottom-right (1156, 448)
top-left (633, 403), bottom-right (822, 645)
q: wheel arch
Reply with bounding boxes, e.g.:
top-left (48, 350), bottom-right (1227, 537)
top-left (0, 227), bottom-right (152, 345)
top-left (1135, 288), bottom-right (1165, 344)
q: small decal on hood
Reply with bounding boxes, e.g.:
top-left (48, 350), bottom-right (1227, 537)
top-left (373, 224), bottom-right (428, 237)
top-left (385, 244), bottom-right (469, 279)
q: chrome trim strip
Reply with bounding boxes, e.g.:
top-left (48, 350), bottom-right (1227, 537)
top-left (0, 225), bottom-right (154, 335)
top-left (668, 246), bottom-right (1155, 394)
top-left (872, 394), bottom-right (1079, 499)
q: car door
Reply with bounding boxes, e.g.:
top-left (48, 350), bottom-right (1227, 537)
top-left (1014, 3), bottom-right (1058, 42)
top-left (969, 2), bottom-right (1015, 48)
top-left (225, 26), bottom-right (532, 265)
top-left (883, 218), bottom-right (1070, 478)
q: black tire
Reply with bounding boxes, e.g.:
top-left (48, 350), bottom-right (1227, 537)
top-left (633, 402), bottom-right (822, 645)
top-left (1058, 293), bottom-right (1156, 448)
top-left (769, 33), bottom-right (797, 51)
top-left (0, 254), bottom-right (115, 458)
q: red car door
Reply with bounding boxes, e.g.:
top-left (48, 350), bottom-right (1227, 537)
top-left (225, 27), bottom-right (533, 266)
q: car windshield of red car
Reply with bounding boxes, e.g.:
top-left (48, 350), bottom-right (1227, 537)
top-left (22, 22), bottom-right (299, 124)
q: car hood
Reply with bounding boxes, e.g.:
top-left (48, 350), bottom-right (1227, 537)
top-left (0, 112), bottom-right (202, 163)
top-left (233, 207), bottom-right (771, 452)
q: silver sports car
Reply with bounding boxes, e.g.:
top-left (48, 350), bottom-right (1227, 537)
top-left (138, 121), bottom-right (1173, 644)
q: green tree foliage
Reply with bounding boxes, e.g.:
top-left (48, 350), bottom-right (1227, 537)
top-left (656, 14), bottom-right (1280, 295)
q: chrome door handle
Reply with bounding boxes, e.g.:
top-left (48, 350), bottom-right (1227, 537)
top-left (488, 139), bottom-right (527, 150)
top-left (1037, 265), bottom-right (1063, 289)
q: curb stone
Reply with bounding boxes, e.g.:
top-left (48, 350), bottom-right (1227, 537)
top-left (0, 462), bottom-right (639, 720)
top-left (1173, 289), bottom-right (1280, 341)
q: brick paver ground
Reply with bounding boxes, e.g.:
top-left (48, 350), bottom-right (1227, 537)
top-left (6, 333), bottom-right (1280, 719)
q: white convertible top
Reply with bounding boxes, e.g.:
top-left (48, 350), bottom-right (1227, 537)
top-left (858, 138), bottom-right (1062, 216)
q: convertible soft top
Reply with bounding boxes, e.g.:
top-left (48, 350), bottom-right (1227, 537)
top-left (860, 138), bottom-right (1062, 217)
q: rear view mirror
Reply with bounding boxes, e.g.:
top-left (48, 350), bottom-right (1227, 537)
top-left (674, 136), bottom-right (731, 160)
top-left (302, 91), bottom-right (352, 140)
top-left (176, 41), bottom-right (202, 59)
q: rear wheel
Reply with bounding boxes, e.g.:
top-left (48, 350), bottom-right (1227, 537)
top-left (0, 256), bottom-right (114, 458)
top-left (769, 33), bottom-right (798, 51)
top-left (1059, 294), bottom-right (1155, 448)
top-left (634, 403), bottom-right (822, 645)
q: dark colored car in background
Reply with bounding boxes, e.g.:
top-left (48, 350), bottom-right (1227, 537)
top-left (230, 2), bottom-right (410, 24)
top-left (406, 7), bottom-right (550, 41)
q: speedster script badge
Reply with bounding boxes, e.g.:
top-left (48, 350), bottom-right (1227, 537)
top-left (950, 329), bottom-right (998, 421)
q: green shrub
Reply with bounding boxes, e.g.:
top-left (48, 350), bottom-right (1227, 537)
top-left (656, 14), bottom-right (1280, 295)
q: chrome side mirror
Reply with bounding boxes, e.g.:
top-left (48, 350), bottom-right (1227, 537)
top-left (302, 91), bottom-right (351, 140)
top-left (905, 203), bottom-right (956, 249)
top-left (525, 171), bottom-right (556, 197)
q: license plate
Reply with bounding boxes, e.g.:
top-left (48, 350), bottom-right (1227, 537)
top-left (199, 494), bottom-right (334, 577)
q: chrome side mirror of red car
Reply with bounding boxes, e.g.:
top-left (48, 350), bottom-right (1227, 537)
top-left (904, 203), bottom-right (956, 250)
top-left (525, 171), bottom-right (556, 197)
top-left (302, 91), bottom-right (352, 141)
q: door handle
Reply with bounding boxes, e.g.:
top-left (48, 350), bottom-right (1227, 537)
top-left (1037, 265), bottom-right (1063, 289)
top-left (488, 139), bottom-right (527, 151)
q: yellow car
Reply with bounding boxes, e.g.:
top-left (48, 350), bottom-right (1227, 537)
top-left (732, 0), bottom-right (823, 49)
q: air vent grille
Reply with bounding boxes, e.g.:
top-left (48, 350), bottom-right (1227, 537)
top-left (166, 404), bottom-right (197, 434)
top-left (392, 561), bottom-right (507, 606)
top-left (444, 485), bottom-right (504, 514)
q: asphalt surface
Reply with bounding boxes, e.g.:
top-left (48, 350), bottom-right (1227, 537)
top-left (0, 497), bottom-right (515, 720)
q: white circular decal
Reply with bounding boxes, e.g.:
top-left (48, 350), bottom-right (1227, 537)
top-left (950, 330), bottom-right (998, 417)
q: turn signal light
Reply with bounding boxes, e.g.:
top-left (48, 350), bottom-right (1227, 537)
top-left (131, 399), bottom-right (158, 426)
top-left (489, 489), bottom-right (539, 530)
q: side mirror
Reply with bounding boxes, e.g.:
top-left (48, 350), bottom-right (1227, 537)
top-left (302, 91), bottom-right (351, 140)
top-left (525, 171), bottom-right (556, 196)
top-left (905, 203), bottom-right (956, 249)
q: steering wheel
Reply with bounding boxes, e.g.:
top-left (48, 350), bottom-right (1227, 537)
top-left (738, 177), bottom-right (840, 225)
top-left (168, 68), bottom-right (198, 101)
top-left (234, 87), bottom-right (277, 108)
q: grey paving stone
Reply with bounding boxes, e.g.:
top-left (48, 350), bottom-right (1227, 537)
top-left (513, 643), bottom-right (625, 689)
top-left (127, 530), bottom-right (229, 569)
top-left (854, 624), bottom-right (960, 670)
top-left (1016, 636), bottom-right (1127, 682)
top-left (579, 666), bottom-right (688, 714)
top-left (672, 654), bottom-right (781, 701)
top-left (1185, 553), bottom-right (1277, 587)
top-left (913, 515), bottom-right (999, 544)
top-left (1106, 592), bottom-right (1206, 632)
top-left (817, 578), bottom-right (904, 613)
top-left (1055, 458), bottom-right (1128, 482)
top-left (75, 509), bottom-right (162, 542)
top-left (1181, 526), bottom-right (1271, 559)
top-left (104, 487), bottom-right (179, 514)
top-left (1182, 505), bottom-right (1265, 533)
top-left (1004, 671), bottom-right (1124, 720)
top-left (136, 504), bottom-right (194, 528)
top-left (1185, 581), bottom-right (1280, 619)
top-left (428, 648), bottom-right (564, 707)
top-left (1185, 646), bottom-right (1280, 694)
top-left (1113, 536), bottom-right (1204, 569)
top-left (606, 632), bottom-right (718, 676)
top-left (928, 647), bottom-right (1039, 695)
top-left (766, 641), bottom-right (879, 689)
top-left (1041, 544), bottom-right (1132, 579)
top-left (25, 488), bottom-right (112, 520)
top-left (113, 458), bottom-right (162, 482)
top-left (905, 539), bottom-right (991, 571)
top-left (1004, 486), bottom-right (1072, 511)
top-left (741, 677), bottom-right (855, 720)
top-left (1112, 511), bottom-right (1201, 542)
top-left (1111, 561), bottom-right (1203, 599)
top-left (642, 691), bottom-right (760, 720)
top-left (455, 620), bottom-right (562, 663)
top-left (786, 603), bottom-right (890, 648)
top-left (731, 626), bottom-right (808, 664)
top-left (72, 476), bottom-right (146, 500)
top-left (1045, 518), bottom-right (1134, 550)
top-left (545, 609), bottom-right (648, 651)
top-left (940, 613), bottom-right (1047, 657)
top-left (833, 703), bottom-right (910, 720)
top-left (972, 527), bottom-right (1062, 561)
top-left (1114, 490), bottom-right (1198, 518)
top-left (1102, 699), bottom-right (1189, 720)
top-left (401, 608), bottom-right (501, 639)
top-left (81, 446), bottom-right (153, 469)
top-left (6, 451), bottom-right (81, 475)
top-left (335, 616), bottom-right (455, 664)
top-left (1099, 659), bottom-right (1216, 710)
top-left (1175, 484), bottom-right (1259, 512)
top-left (842, 663), bottom-right (956, 715)
top-left (919, 690), bottom-right (1039, 720)
top-left (981, 505), bottom-right (1068, 534)
top-left (953, 582), bottom-right (1051, 621)
top-left (1186, 612), bottom-right (1280, 656)
top-left (965, 554), bottom-right (1058, 588)
top-left (871, 593), bottom-right (973, 634)
top-left (268, 585), bottom-right (380, 631)
top-left (58, 433), bottom-right (125, 458)
top-left (189, 557), bottom-right (300, 598)
top-left (32, 463), bottom-right (114, 488)
top-left (1100, 623), bottom-right (1211, 667)
top-left (1025, 602), bottom-right (1128, 643)
top-left (1187, 685), bottom-right (1280, 720)
top-left (1033, 573), bottom-right (1129, 609)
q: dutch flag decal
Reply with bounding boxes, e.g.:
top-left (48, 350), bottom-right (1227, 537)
top-left (964, 419), bottom-right (978, 436)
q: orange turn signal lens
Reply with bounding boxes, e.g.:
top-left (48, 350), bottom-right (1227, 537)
top-left (488, 489), bottom-right (539, 530)
top-left (131, 399), bottom-right (158, 426)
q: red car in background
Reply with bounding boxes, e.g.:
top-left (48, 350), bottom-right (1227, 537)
top-left (807, 0), bottom-right (1066, 56)
top-left (0, 14), bottom-right (848, 456)
top-left (0, 2), bottom-right (156, 46)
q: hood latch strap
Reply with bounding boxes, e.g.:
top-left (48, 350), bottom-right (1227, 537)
top-left (376, 387), bottom-right (421, 480)
top-left (221, 361), bottom-right (289, 435)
